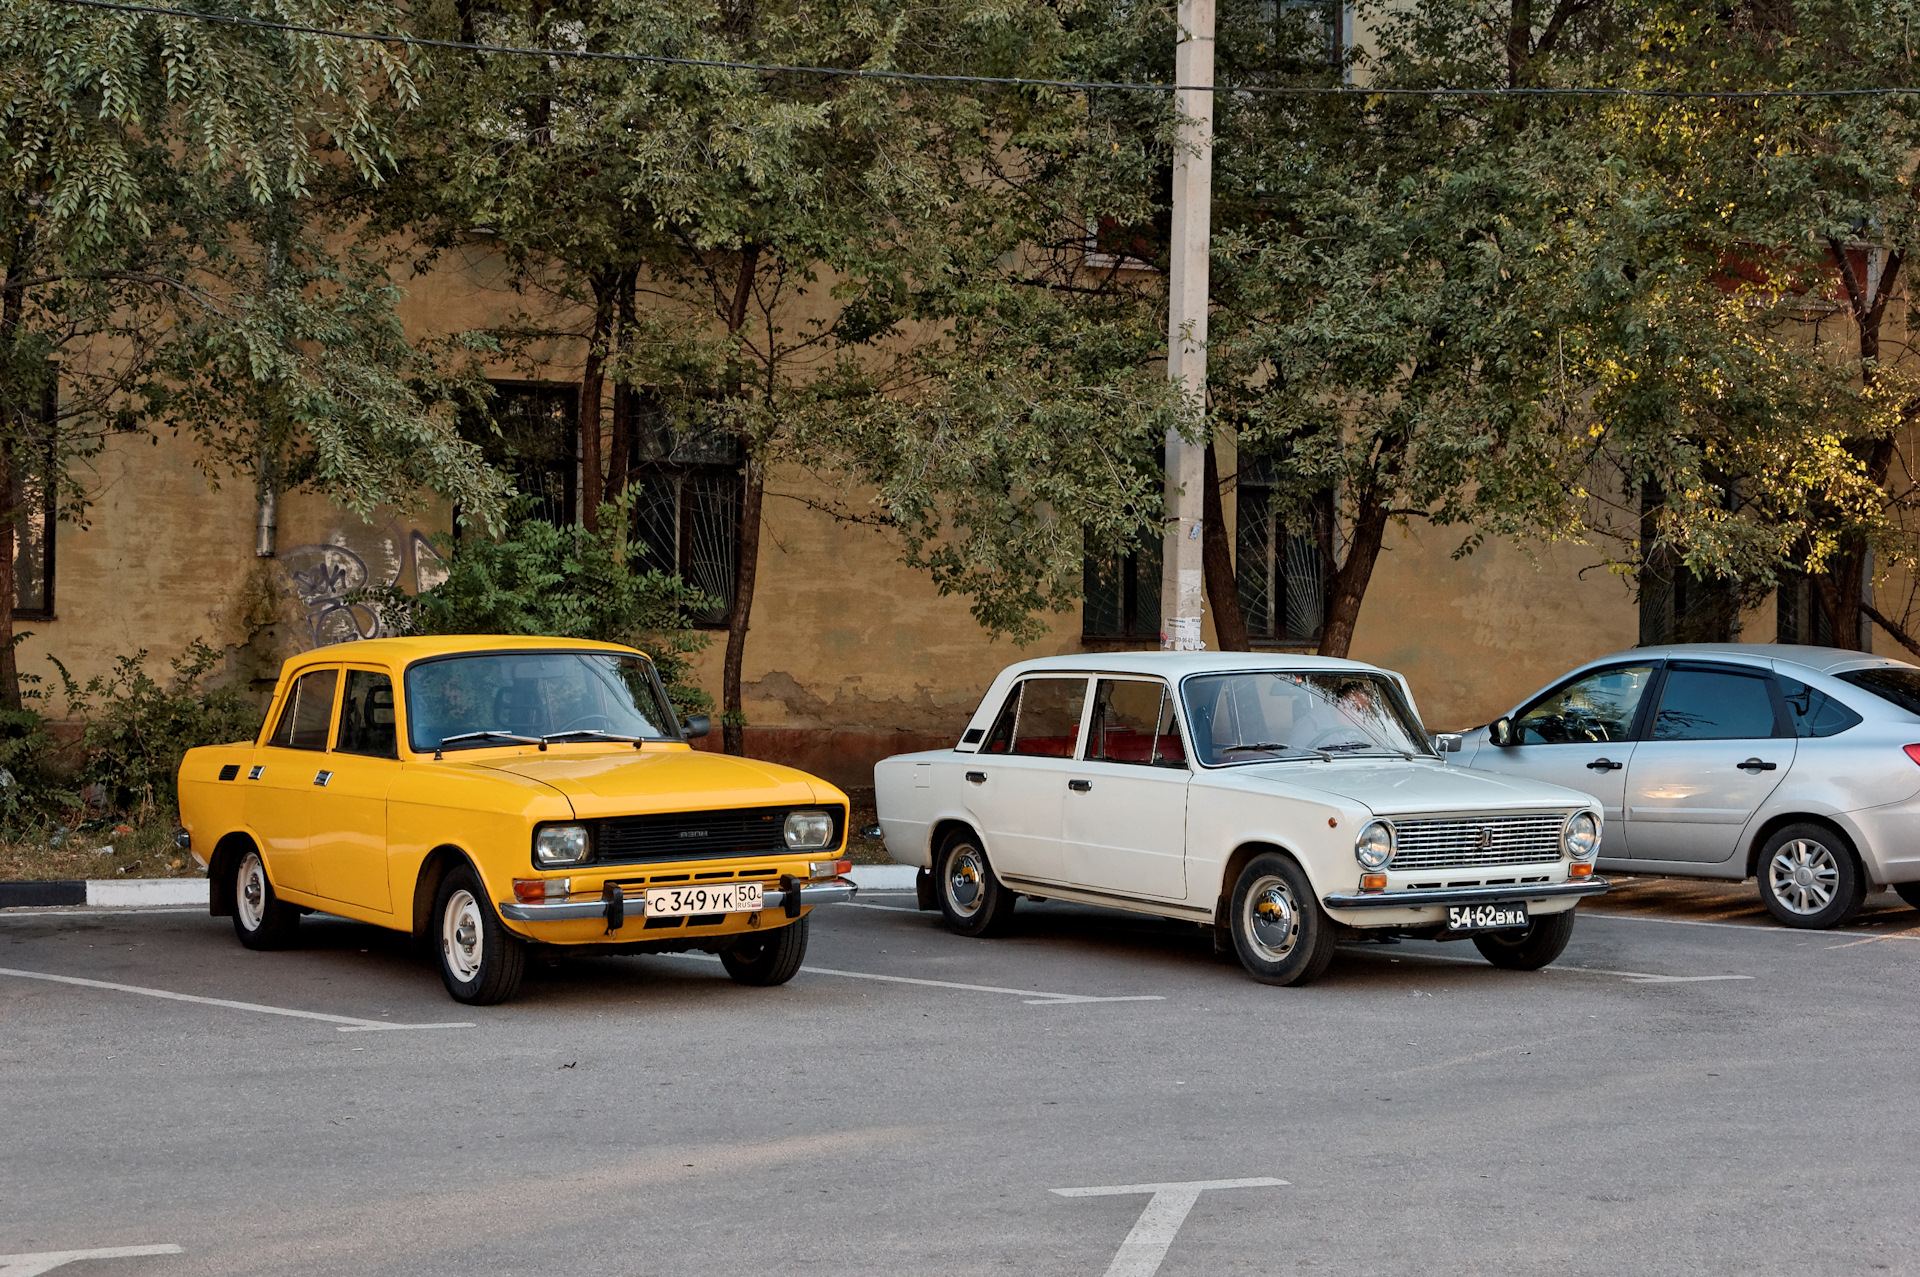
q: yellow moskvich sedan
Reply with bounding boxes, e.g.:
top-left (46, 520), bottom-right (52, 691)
top-left (176, 636), bottom-right (855, 1004)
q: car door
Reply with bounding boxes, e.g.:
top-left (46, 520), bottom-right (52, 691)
top-left (243, 666), bottom-right (340, 896)
top-left (1468, 662), bottom-right (1657, 837)
top-left (1060, 677), bottom-right (1190, 900)
top-left (1623, 662), bottom-right (1797, 864)
top-left (308, 666), bottom-right (399, 912)
top-left (964, 676), bottom-right (1091, 886)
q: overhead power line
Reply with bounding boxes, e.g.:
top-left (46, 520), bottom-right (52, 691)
top-left (41, 0), bottom-right (1920, 101)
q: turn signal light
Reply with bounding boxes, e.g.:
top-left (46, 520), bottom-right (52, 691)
top-left (1360, 873), bottom-right (1387, 892)
top-left (513, 878), bottom-right (571, 902)
top-left (1904, 744), bottom-right (1920, 767)
top-left (1569, 862), bottom-right (1593, 878)
top-left (809, 859), bottom-right (853, 879)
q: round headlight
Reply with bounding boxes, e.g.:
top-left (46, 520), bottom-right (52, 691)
top-left (1563, 811), bottom-right (1600, 861)
top-left (1354, 820), bottom-right (1394, 870)
top-left (534, 824), bottom-right (591, 867)
top-left (784, 809), bottom-right (835, 850)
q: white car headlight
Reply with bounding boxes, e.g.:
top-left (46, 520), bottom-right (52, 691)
top-left (534, 824), bottom-right (591, 867)
top-left (1563, 811), bottom-right (1600, 861)
top-left (1354, 820), bottom-right (1394, 870)
top-left (784, 810), bottom-right (835, 850)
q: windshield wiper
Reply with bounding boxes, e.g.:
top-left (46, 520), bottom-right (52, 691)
top-left (1220, 742), bottom-right (1330, 761)
top-left (435, 730), bottom-right (541, 758)
top-left (541, 729), bottom-right (643, 746)
top-left (1318, 742), bottom-right (1412, 758)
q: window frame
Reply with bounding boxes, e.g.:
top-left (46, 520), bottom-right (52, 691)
top-left (627, 396), bottom-right (744, 631)
top-left (1084, 675), bottom-right (1189, 771)
top-left (266, 667), bottom-right (343, 752)
top-left (1641, 661), bottom-right (1793, 742)
top-left (333, 665), bottom-right (402, 761)
top-left (1506, 661), bottom-right (1666, 746)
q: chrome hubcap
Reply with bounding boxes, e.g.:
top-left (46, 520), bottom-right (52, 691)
top-left (946, 846), bottom-right (986, 917)
top-left (442, 889), bottom-right (485, 982)
top-left (237, 854), bottom-right (267, 931)
top-left (1770, 840), bottom-right (1839, 916)
top-left (1243, 874), bottom-right (1300, 962)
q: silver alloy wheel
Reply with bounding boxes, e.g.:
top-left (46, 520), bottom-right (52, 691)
top-left (1769, 839), bottom-right (1840, 916)
top-left (236, 852), bottom-right (267, 931)
top-left (946, 844), bottom-right (987, 918)
top-left (1242, 873), bottom-right (1301, 962)
top-left (442, 888), bottom-right (485, 982)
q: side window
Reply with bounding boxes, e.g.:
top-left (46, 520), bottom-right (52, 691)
top-left (980, 686), bottom-right (1022, 755)
top-left (1777, 676), bottom-right (1863, 739)
top-left (336, 670), bottom-right (399, 760)
top-left (1514, 664), bottom-right (1655, 745)
top-left (1008, 678), bottom-right (1089, 758)
top-left (1651, 667), bottom-right (1779, 741)
top-left (268, 669), bottom-right (340, 751)
top-left (1088, 679), bottom-right (1185, 767)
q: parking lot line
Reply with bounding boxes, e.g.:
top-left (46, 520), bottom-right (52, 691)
top-left (660, 952), bottom-right (1164, 1005)
top-left (0, 1244), bottom-right (182, 1275)
top-left (0, 966), bottom-right (474, 1032)
top-left (1053, 1179), bottom-right (1287, 1277)
top-left (1339, 948), bottom-right (1753, 984)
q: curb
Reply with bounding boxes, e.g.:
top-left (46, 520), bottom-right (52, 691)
top-left (2, 866), bottom-right (921, 909)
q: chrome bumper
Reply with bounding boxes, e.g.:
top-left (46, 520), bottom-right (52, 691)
top-left (1322, 878), bottom-right (1610, 910)
top-left (499, 878), bottom-right (857, 923)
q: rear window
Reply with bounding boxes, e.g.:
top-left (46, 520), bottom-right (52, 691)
top-left (1837, 667), bottom-right (1920, 718)
top-left (1778, 676), bottom-right (1863, 738)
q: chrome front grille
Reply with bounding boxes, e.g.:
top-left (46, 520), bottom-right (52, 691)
top-left (1391, 813), bottom-right (1568, 872)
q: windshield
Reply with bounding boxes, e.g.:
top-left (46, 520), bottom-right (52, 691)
top-left (404, 651), bottom-right (681, 753)
top-left (1181, 671), bottom-right (1433, 765)
top-left (1837, 666), bottom-right (1920, 718)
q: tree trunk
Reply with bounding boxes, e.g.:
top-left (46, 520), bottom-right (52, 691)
top-left (0, 221), bottom-right (35, 711)
top-left (1201, 437), bottom-right (1248, 650)
top-left (577, 278), bottom-right (616, 532)
top-left (722, 456), bottom-right (763, 757)
top-left (606, 271), bottom-right (637, 501)
top-left (1316, 499), bottom-right (1389, 660)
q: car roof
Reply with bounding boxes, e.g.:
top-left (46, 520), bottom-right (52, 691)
top-left (1587, 643), bottom-right (1915, 676)
top-left (995, 651), bottom-right (1386, 678)
top-left (279, 635), bottom-right (644, 674)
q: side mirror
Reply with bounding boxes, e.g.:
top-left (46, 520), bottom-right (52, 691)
top-left (681, 714), bottom-right (711, 740)
top-left (1488, 716), bottom-right (1515, 748)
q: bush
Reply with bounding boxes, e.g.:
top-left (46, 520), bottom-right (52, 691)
top-left (363, 493), bottom-right (717, 716)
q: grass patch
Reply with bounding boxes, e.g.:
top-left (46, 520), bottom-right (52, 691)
top-left (0, 813), bottom-right (198, 882)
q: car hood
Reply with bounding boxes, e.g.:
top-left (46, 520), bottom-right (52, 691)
top-left (467, 746), bottom-right (836, 818)
top-left (1226, 758), bottom-right (1598, 816)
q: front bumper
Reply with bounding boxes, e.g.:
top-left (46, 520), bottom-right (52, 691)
top-left (499, 878), bottom-right (857, 923)
top-left (1322, 877), bottom-right (1610, 910)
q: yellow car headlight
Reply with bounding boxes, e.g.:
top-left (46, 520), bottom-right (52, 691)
top-left (534, 824), bottom-right (591, 867)
top-left (784, 810), bottom-right (835, 850)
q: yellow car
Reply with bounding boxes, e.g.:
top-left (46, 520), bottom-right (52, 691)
top-left (176, 636), bottom-right (854, 1004)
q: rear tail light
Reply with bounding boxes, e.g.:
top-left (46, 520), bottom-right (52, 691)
top-left (1904, 745), bottom-right (1920, 767)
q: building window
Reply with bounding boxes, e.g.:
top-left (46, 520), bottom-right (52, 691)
top-left (1083, 527), bottom-right (1162, 643)
top-left (12, 380), bottom-right (56, 621)
top-left (459, 382), bottom-right (578, 529)
top-left (1638, 485), bottom-right (1741, 645)
top-left (1775, 570), bottom-right (1834, 647)
top-left (628, 397), bottom-right (741, 628)
top-left (1235, 456), bottom-right (1323, 645)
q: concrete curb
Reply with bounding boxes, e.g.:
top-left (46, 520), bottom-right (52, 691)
top-left (848, 865), bottom-right (918, 890)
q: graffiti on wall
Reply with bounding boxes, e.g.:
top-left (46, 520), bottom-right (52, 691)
top-left (279, 526), bottom-right (447, 650)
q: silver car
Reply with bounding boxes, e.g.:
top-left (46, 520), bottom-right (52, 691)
top-left (1454, 644), bottom-right (1920, 929)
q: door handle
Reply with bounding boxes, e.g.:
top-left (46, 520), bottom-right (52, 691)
top-left (1068, 779), bottom-right (1092, 793)
top-left (1737, 758), bottom-right (1778, 772)
top-left (314, 770), bottom-right (333, 787)
top-left (965, 771), bottom-right (986, 785)
top-left (1586, 758), bottom-right (1624, 772)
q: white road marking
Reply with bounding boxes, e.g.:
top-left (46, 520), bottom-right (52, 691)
top-left (1342, 948), bottom-right (1753, 984)
top-left (1052, 1178), bottom-right (1286, 1277)
top-left (0, 908), bottom-right (205, 918)
top-left (843, 901), bottom-right (916, 913)
top-left (0, 1244), bottom-right (182, 1275)
top-left (661, 952), bottom-right (1162, 1005)
top-left (0, 967), bottom-right (473, 1032)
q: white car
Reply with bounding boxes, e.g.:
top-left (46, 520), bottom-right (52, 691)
top-left (874, 653), bottom-right (1608, 986)
top-left (1458, 643), bottom-right (1920, 929)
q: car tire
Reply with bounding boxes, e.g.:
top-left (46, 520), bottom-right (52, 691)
top-left (1895, 882), bottom-right (1920, 911)
top-left (1756, 823), bottom-right (1867, 930)
top-left (1229, 852), bottom-right (1336, 987)
top-left (935, 828), bottom-right (1017, 938)
top-left (720, 917), bottom-right (810, 987)
top-left (433, 864), bottom-right (526, 1005)
top-left (1472, 908), bottom-right (1576, 970)
top-left (232, 848), bottom-right (300, 950)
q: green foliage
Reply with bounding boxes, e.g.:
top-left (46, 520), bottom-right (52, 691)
top-left (366, 496), bottom-right (717, 716)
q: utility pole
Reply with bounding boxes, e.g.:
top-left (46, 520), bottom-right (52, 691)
top-left (1160, 0), bottom-right (1214, 652)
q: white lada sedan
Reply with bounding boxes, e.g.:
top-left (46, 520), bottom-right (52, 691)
top-left (874, 653), bottom-right (1609, 986)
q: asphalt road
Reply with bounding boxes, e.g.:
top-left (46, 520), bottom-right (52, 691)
top-left (4, 877), bottom-right (1920, 1277)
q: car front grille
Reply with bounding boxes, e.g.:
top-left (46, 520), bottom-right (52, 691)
top-left (1390, 813), bottom-right (1568, 872)
top-left (590, 805), bottom-right (845, 865)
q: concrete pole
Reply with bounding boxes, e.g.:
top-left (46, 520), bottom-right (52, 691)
top-left (1160, 0), bottom-right (1214, 652)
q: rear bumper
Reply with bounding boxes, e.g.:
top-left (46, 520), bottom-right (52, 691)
top-left (499, 878), bottom-right (857, 922)
top-left (1322, 878), bottom-right (1610, 910)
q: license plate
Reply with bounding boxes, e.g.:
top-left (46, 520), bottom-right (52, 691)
top-left (1446, 902), bottom-right (1529, 931)
top-left (645, 882), bottom-right (765, 917)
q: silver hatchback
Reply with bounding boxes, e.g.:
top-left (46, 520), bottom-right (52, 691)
top-left (1455, 644), bottom-right (1920, 929)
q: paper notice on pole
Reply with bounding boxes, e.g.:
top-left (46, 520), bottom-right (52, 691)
top-left (1161, 617), bottom-right (1205, 651)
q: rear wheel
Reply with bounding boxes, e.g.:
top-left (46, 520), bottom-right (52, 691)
top-left (936, 829), bottom-right (1018, 937)
top-left (433, 864), bottom-right (525, 1005)
top-left (1228, 853), bottom-right (1336, 987)
top-left (720, 916), bottom-right (810, 986)
top-left (1757, 824), bottom-right (1867, 930)
top-left (232, 849), bottom-right (300, 950)
top-left (1473, 909), bottom-right (1576, 970)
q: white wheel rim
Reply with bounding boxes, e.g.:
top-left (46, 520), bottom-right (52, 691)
top-left (1769, 839), bottom-right (1840, 916)
top-left (237, 853), bottom-right (267, 931)
top-left (946, 845), bottom-right (987, 918)
top-left (1242, 874), bottom-right (1301, 962)
top-left (442, 889), bottom-right (485, 982)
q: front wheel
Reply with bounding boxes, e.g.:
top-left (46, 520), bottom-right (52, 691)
top-left (1229, 852), bottom-right (1336, 986)
top-left (433, 865), bottom-right (526, 1005)
top-left (232, 848), bottom-right (300, 950)
top-left (720, 917), bottom-right (810, 986)
top-left (936, 829), bottom-right (1017, 937)
top-left (1757, 824), bottom-right (1867, 930)
top-left (1473, 909), bottom-right (1576, 970)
